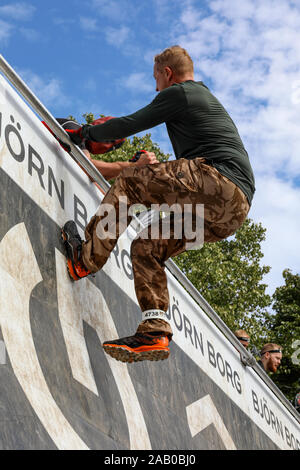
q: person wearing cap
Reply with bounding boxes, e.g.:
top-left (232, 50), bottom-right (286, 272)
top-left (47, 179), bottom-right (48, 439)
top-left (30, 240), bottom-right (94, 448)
top-left (234, 329), bottom-right (250, 349)
top-left (258, 343), bottom-right (283, 373)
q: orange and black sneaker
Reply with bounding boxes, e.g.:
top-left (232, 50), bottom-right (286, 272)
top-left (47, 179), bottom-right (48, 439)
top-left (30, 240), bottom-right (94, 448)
top-left (61, 220), bottom-right (91, 281)
top-left (102, 333), bottom-right (170, 363)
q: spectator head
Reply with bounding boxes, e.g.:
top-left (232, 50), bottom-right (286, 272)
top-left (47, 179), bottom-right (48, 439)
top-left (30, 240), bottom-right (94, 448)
top-left (234, 329), bottom-right (250, 349)
top-left (260, 343), bottom-right (283, 373)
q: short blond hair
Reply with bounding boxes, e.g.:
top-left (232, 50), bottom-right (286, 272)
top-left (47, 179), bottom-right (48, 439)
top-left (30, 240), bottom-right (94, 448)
top-left (260, 343), bottom-right (282, 356)
top-left (154, 45), bottom-right (194, 77)
top-left (234, 330), bottom-right (250, 339)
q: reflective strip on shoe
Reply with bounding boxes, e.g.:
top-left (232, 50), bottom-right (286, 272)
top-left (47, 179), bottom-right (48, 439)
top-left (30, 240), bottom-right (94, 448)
top-left (66, 258), bottom-right (91, 281)
top-left (67, 259), bottom-right (81, 281)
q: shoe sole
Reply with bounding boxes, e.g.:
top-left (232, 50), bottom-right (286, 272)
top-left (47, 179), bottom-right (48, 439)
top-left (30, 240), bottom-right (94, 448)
top-left (103, 344), bottom-right (170, 363)
top-left (61, 229), bottom-right (80, 281)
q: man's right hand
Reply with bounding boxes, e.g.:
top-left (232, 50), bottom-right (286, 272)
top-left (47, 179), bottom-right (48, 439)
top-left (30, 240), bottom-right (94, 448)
top-left (134, 151), bottom-right (159, 166)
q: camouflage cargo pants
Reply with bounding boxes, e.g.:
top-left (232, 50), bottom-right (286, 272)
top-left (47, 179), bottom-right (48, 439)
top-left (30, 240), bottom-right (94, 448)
top-left (82, 157), bottom-right (250, 339)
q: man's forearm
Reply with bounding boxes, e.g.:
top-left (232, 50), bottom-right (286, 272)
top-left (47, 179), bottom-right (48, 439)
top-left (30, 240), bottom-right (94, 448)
top-left (91, 159), bottom-right (131, 180)
top-left (88, 151), bottom-right (158, 181)
top-left (85, 102), bottom-right (165, 142)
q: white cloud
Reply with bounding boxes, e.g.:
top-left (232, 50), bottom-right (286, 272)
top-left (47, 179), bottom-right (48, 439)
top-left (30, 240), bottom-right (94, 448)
top-left (91, 0), bottom-right (123, 19)
top-left (17, 69), bottom-right (70, 107)
top-left (152, 0), bottom-right (182, 23)
top-left (79, 17), bottom-right (98, 32)
top-left (91, 0), bottom-right (137, 22)
top-left (162, 0), bottom-right (300, 292)
top-left (210, 0), bottom-right (257, 20)
top-left (250, 175), bottom-right (300, 294)
top-left (19, 27), bottom-right (39, 41)
top-left (0, 19), bottom-right (12, 43)
top-left (175, 0), bottom-right (300, 179)
top-left (105, 25), bottom-right (130, 47)
top-left (120, 72), bottom-right (154, 94)
top-left (0, 3), bottom-right (37, 45)
top-left (0, 2), bottom-right (35, 21)
top-left (83, 77), bottom-right (97, 92)
top-left (52, 17), bottom-right (75, 27)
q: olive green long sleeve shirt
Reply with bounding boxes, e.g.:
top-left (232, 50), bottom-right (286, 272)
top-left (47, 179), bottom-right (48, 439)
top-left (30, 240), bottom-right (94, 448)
top-left (84, 81), bottom-right (255, 204)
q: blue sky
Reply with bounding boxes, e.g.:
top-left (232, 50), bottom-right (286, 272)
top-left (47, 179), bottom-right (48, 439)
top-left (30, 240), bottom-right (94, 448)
top-left (1, 0), bottom-right (300, 296)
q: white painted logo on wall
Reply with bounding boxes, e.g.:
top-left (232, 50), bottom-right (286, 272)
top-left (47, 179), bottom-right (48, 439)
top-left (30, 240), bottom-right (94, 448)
top-left (0, 223), bottom-right (152, 450)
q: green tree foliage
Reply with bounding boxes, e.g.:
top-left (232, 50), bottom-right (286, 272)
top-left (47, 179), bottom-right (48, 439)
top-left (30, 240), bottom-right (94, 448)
top-left (173, 218), bottom-right (272, 341)
top-left (268, 270), bottom-right (300, 400)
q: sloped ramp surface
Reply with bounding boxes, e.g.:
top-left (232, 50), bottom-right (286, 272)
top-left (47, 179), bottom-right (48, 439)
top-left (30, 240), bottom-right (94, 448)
top-left (0, 66), bottom-right (299, 450)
